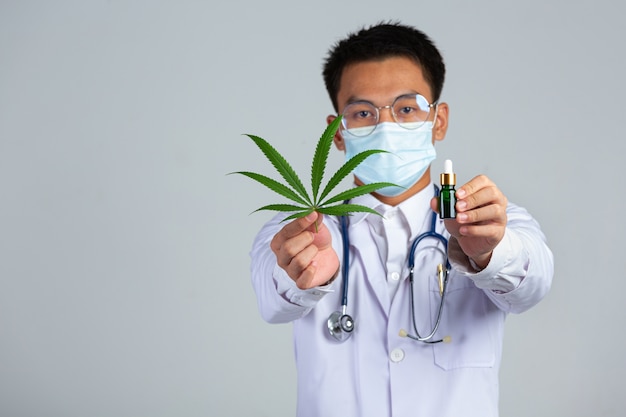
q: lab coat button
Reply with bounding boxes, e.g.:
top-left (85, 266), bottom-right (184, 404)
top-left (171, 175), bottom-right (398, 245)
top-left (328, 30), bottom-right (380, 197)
top-left (390, 272), bottom-right (400, 281)
top-left (390, 348), bottom-right (405, 363)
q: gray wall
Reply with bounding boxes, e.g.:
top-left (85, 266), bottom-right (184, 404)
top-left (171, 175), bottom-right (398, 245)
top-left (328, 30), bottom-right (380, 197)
top-left (1, 1), bottom-right (624, 416)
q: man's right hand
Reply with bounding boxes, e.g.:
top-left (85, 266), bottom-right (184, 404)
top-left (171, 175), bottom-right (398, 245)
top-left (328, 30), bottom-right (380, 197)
top-left (270, 212), bottom-right (339, 289)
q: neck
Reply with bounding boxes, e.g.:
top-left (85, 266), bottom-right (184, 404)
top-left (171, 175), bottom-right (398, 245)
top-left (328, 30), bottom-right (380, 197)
top-left (355, 168), bottom-right (432, 207)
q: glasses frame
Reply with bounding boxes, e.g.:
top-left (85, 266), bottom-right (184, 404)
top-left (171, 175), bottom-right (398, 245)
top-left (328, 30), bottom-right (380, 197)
top-left (340, 93), bottom-right (438, 137)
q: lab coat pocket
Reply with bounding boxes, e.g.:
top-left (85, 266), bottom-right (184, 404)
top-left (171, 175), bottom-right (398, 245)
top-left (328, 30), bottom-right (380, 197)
top-left (430, 275), bottom-right (497, 370)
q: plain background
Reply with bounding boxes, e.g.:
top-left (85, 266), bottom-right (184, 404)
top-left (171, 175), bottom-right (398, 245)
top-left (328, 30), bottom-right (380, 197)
top-left (1, 1), bottom-right (625, 416)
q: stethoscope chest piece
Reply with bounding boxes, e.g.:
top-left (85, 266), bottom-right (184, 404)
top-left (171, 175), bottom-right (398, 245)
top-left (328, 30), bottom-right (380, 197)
top-left (327, 310), bottom-right (355, 341)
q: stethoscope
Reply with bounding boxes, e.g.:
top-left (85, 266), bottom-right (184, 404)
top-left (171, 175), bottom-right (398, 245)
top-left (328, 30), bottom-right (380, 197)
top-left (327, 186), bottom-right (452, 344)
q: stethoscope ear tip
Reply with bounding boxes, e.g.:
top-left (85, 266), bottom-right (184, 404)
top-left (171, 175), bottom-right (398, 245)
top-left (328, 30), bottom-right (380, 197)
top-left (398, 329), bottom-right (408, 338)
top-left (442, 335), bottom-right (452, 343)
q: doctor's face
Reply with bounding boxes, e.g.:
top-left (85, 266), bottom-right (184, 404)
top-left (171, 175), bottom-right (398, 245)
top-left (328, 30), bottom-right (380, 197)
top-left (329, 56), bottom-right (448, 151)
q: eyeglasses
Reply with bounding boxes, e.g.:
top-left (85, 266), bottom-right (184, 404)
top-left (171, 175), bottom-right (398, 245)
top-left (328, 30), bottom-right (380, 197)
top-left (340, 94), bottom-right (437, 137)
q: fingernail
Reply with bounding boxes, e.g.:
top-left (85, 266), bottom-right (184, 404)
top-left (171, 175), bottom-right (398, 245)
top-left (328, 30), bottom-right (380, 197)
top-left (456, 189), bottom-right (466, 198)
top-left (457, 213), bottom-right (468, 222)
top-left (456, 200), bottom-right (467, 210)
top-left (305, 212), bottom-right (316, 221)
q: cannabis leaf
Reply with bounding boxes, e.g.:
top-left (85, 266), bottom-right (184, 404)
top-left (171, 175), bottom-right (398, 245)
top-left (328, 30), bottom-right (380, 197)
top-left (231, 116), bottom-right (398, 221)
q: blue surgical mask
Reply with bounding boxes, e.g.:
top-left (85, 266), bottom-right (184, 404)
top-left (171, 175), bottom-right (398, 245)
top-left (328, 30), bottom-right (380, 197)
top-left (343, 122), bottom-right (437, 197)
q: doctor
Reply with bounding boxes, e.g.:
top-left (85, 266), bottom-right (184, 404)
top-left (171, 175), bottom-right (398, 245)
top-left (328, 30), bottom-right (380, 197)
top-left (250, 22), bottom-right (553, 417)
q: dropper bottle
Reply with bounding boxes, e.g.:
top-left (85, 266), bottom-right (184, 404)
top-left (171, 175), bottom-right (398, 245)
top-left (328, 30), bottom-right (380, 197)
top-left (438, 159), bottom-right (456, 219)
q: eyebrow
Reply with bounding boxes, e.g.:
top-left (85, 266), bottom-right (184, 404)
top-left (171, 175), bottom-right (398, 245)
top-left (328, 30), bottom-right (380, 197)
top-left (343, 91), bottom-right (423, 107)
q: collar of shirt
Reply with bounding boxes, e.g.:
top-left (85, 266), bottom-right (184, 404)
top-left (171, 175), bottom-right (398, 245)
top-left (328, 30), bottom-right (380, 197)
top-left (348, 183), bottom-right (436, 239)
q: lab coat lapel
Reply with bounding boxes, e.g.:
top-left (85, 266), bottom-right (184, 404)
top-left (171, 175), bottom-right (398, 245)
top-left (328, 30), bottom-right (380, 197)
top-left (349, 222), bottom-right (390, 316)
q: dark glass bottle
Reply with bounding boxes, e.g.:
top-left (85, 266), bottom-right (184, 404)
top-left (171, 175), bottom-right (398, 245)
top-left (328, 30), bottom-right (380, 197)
top-left (438, 159), bottom-right (456, 219)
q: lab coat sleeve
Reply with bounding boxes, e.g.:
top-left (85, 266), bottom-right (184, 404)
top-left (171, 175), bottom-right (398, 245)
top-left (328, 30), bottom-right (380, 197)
top-left (447, 202), bottom-right (554, 314)
top-left (249, 213), bottom-right (335, 324)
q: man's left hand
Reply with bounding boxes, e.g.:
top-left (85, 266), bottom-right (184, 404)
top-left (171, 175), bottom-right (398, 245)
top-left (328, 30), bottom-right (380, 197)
top-left (430, 174), bottom-right (507, 270)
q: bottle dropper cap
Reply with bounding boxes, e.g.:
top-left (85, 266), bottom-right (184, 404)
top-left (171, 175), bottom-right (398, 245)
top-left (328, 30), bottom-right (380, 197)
top-left (440, 159), bottom-right (456, 185)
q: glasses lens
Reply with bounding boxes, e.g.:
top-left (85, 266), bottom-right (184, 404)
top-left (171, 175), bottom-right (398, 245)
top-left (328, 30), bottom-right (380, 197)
top-left (341, 102), bottom-right (377, 137)
top-left (392, 94), bottom-right (432, 129)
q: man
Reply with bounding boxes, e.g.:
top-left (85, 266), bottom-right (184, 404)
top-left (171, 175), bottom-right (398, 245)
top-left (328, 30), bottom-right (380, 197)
top-left (250, 22), bottom-right (553, 417)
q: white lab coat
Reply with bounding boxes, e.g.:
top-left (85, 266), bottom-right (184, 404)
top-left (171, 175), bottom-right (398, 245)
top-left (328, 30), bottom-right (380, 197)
top-left (250, 184), bottom-right (553, 417)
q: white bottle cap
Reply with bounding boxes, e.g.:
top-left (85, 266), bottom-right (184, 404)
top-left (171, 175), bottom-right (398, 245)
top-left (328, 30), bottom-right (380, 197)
top-left (440, 159), bottom-right (456, 185)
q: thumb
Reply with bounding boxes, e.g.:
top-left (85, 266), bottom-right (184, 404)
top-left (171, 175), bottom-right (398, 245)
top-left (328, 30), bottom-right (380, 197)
top-left (307, 213), bottom-right (332, 250)
top-left (430, 196), bottom-right (440, 214)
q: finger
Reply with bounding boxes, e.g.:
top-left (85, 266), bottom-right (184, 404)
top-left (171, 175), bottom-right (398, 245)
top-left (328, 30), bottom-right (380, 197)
top-left (295, 261), bottom-right (319, 289)
top-left (455, 174), bottom-right (493, 200)
top-left (457, 223), bottom-right (505, 244)
top-left (456, 184), bottom-right (504, 212)
top-left (429, 196), bottom-right (439, 214)
top-left (284, 212), bottom-right (320, 238)
top-left (273, 231), bottom-right (315, 268)
top-left (455, 203), bottom-right (507, 225)
top-left (270, 212), bottom-right (318, 253)
top-left (286, 244), bottom-right (319, 281)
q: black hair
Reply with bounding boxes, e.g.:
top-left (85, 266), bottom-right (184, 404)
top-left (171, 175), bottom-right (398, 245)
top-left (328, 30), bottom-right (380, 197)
top-left (322, 21), bottom-right (446, 112)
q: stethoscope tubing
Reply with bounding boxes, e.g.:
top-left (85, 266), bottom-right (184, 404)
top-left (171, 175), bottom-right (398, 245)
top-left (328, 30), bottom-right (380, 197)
top-left (407, 230), bottom-right (449, 342)
top-left (340, 210), bottom-right (350, 309)
top-left (331, 185), bottom-right (451, 343)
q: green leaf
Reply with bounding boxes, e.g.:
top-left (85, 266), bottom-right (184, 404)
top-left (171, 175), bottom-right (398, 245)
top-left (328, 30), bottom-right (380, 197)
top-left (244, 134), bottom-right (311, 204)
top-left (281, 209), bottom-right (315, 222)
top-left (320, 182), bottom-right (400, 206)
top-left (253, 203), bottom-right (308, 213)
top-left (311, 116), bottom-right (342, 203)
top-left (233, 120), bottom-right (404, 221)
top-left (316, 203), bottom-right (382, 217)
top-left (317, 149), bottom-right (390, 203)
top-left (229, 171), bottom-right (310, 206)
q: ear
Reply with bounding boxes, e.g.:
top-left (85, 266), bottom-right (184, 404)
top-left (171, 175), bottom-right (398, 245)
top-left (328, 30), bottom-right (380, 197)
top-left (432, 102), bottom-right (449, 142)
top-left (327, 115), bottom-right (346, 151)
